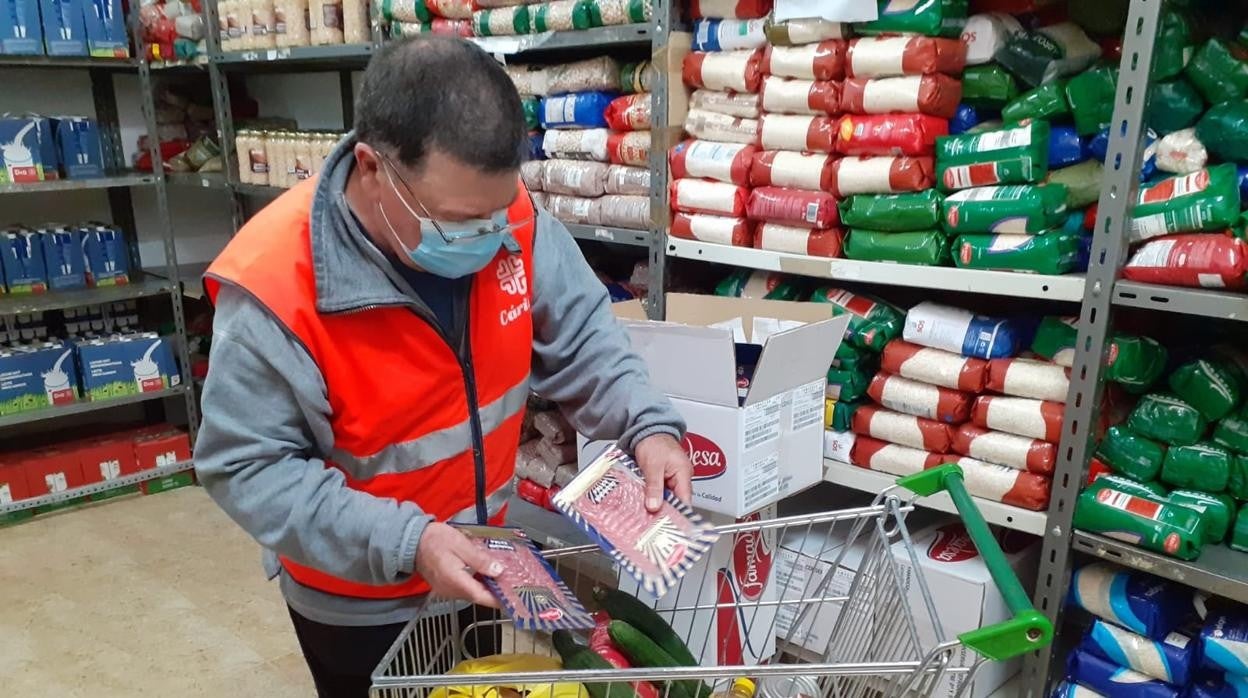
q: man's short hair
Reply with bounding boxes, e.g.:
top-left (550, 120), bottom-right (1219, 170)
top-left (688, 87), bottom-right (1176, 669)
top-left (355, 36), bottom-right (526, 173)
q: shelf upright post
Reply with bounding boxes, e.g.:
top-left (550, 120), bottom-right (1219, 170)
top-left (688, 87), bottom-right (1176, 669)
top-left (204, 0), bottom-right (247, 234)
top-left (1018, 0), bottom-right (1163, 694)
top-left (645, 0), bottom-right (680, 320)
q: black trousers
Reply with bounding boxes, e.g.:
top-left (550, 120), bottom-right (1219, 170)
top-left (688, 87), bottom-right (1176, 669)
top-left (288, 605), bottom-right (500, 698)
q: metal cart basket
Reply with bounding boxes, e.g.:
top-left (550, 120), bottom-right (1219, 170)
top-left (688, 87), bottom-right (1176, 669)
top-left (371, 465), bottom-right (1053, 698)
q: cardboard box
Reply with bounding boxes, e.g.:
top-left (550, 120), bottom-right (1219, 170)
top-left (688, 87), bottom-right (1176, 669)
top-left (38, 224), bottom-right (86, 290)
top-left (75, 437), bottom-right (137, 481)
top-left (0, 228), bottom-right (48, 293)
top-left (54, 118), bottom-right (104, 178)
top-left (0, 0), bottom-right (44, 55)
top-left (773, 520), bottom-right (872, 657)
top-left (0, 117), bottom-right (56, 183)
top-left (76, 333), bottom-right (180, 400)
top-left (82, 225), bottom-right (130, 286)
top-left (39, 0), bottom-right (88, 55)
top-left (580, 294), bottom-right (848, 517)
top-left (890, 519), bottom-right (1040, 698)
top-left (134, 429), bottom-right (191, 470)
top-left (0, 459), bottom-right (30, 504)
top-left (0, 341), bottom-right (80, 415)
top-left (23, 447), bottom-right (85, 497)
top-left (82, 0), bottom-right (128, 57)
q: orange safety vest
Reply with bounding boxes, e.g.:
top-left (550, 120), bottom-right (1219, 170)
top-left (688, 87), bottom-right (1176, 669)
top-left (204, 178), bottom-right (535, 599)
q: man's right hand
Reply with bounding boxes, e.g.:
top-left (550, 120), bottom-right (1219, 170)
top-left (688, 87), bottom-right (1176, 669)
top-left (415, 522), bottom-right (503, 607)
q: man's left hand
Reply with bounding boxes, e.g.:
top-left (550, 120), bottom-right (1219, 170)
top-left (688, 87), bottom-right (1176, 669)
top-left (634, 434), bottom-right (693, 512)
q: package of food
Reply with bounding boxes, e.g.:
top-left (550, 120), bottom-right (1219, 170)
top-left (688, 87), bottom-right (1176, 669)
top-left (1076, 486), bottom-right (1206, 562)
top-left (1200, 612), bottom-right (1248, 675)
top-left (1154, 128), bottom-right (1209, 176)
top-left (692, 17), bottom-right (767, 51)
top-left (473, 6), bottom-right (531, 35)
top-left (761, 41), bottom-right (847, 81)
top-left (829, 155), bottom-right (936, 196)
top-left (936, 119), bottom-right (1050, 191)
top-left (961, 64), bottom-right (1020, 109)
top-left (1061, 65), bottom-right (1118, 136)
top-left (688, 0), bottom-right (771, 19)
top-left (1047, 125), bottom-right (1089, 170)
top-left (538, 160), bottom-right (609, 198)
top-left (834, 113), bottom-right (948, 157)
top-left (843, 229), bottom-right (949, 266)
top-left (856, 0), bottom-right (965, 37)
top-left (758, 114), bottom-right (837, 152)
top-left (545, 194), bottom-right (596, 224)
top-left (1079, 619), bottom-right (1196, 685)
top-left (827, 366), bottom-right (871, 401)
top-left (1086, 474), bottom-right (1170, 502)
top-left (996, 22), bottom-right (1101, 87)
top-left (971, 395), bottom-right (1063, 442)
top-left (953, 231), bottom-right (1081, 275)
top-left (1068, 562), bottom-right (1191, 640)
top-left (1123, 234), bottom-right (1248, 291)
top-left (530, 0), bottom-right (596, 32)
top-left (607, 132), bottom-right (649, 166)
top-left (826, 398), bottom-right (865, 432)
top-left (689, 89), bottom-right (762, 119)
top-left (764, 17), bottom-right (849, 46)
top-left (1160, 443), bottom-right (1231, 493)
top-left (1047, 159), bottom-right (1102, 209)
top-left (684, 109), bottom-right (760, 145)
top-left (868, 372), bottom-right (973, 423)
top-left (941, 184), bottom-right (1067, 234)
top-left (851, 404), bottom-right (952, 452)
top-left (760, 77), bottom-right (841, 115)
top-left (682, 50), bottom-right (765, 93)
top-left (839, 190), bottom-right (942, 232)
top-left (749, 150), bottom-right (834, 191)
top-left (952, 423), bottom-right (1055, 474)
top-left (1214, 413), bottom-right (1248, 460)
top-left (1169, 489), bottom-right (1234, 544)
top-left (745, 186), bottom-right (839, 228)
top-left (824, 429), bottom-right (857, 462)
top-left (543, 129), bottom-right (609, 161)
top-left (755, 224), bottom-right (843, 258)
top-left (945, 456), bottom-right (1051, 510)
top-left (521, 97), bottom-right (542, 130)
top-left (904, 301), bottom-right (1022, 359)
top-left (454, 525), bottom-right (594, 631)
top-left (551, 445), bottom-right (719, 596)
top-left (839, 74), bottom-right (962, 119)
top-left (669, 178), bottom-right (748, 217)
top-left (619, 61), bottom-right (653, 94)
top-left (849, 435), bottom-right (944, 476)
top-left (1033, 320), bottom-right (1168, 389)
top-left (845, 36), bottom-right (967, 78)
top-left (670, 213), bottom-right (754, 247)
top-left (1184, 39), bottom-right (1248, 106)
top-left (604, 165), bottom-right (649, 195)
top-left (1001, 81), bottom-right (1069, 125)
top-left (1067, 648), bottom-right (1187, 698)
top-left (986, 357), bottom-right (1069, 403)
top-left (1190, 674), bottom-right (1248, 698)
top-left (382, 0), bottom-right (431, 23)
top-left (1128, 393), bottom-right (1208, 447)
top-left (1087, 127), bottom-right (1159, 182)
top-left (1197, 100), bottom-right (1248, 165)
top-left (1127, 166), bottom-right (1242, 242)
top-left (521, 161), bottom-right (546, 192)
top-left (809, 287), bottom-right (904, 351)
top-left (604, 94), bottom-right (651, 131)
top-left (1147, 79), bottom-right (1205, 136)
top-left (1096, 425), bottom-right (1166, 482)
top-left (547, 56), bottom-right (621, 94)
top-left (594, 195), bottom-right (649, 229)
top-left (833, 340), bottom-right (876, 372)
top-left (669, 139), bottom-right (757, 186)
top-left (1169, 359), bottom-right (1244, 422)
top-left (881, 339), bottom-right (987, 391)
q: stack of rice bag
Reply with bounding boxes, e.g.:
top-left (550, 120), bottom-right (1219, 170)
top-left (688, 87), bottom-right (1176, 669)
top-left (384, 0), bottom-right (651, 38)
top-left (516, 398), bottom-right (581, 512)
top-left (508, 56), bottom-right (655, 230)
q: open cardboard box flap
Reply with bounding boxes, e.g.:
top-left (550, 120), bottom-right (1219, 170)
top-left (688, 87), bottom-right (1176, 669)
top-left (611, 294), bottom-right (848, 407)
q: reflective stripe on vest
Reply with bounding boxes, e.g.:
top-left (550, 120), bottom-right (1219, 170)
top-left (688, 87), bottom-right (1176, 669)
top-left (205, 178), bottom-right (536, 599)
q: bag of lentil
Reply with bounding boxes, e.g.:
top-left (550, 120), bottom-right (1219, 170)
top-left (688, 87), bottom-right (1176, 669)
top-left (1184, 38), bottom-right (1248, 106)
top-left (1047, 160), bottom-right (1103, 209)
top-left (1065, 65), bottom-right (1118, 136)
top-left (531, 0), bottom-right (596, 31)
top-left (588, 0), bottom-right (650, 26)
top-left (839, 190), bottom-right (942, 232)
top-left (1128, 165), bottom-right (1242, 243)
top-left (808, 286), bottom-right (904, 352)
top-left (548, 56), bottom-right (621, 94)
top-left (1196, 101), bottom-right (1248, 164)
top-left (941, 184), bottom-right (1067, 234)
top-left (953, 231), bottom-right (1081, 275)
top-left (936, 120), bottom-right (1050, 191)
top-left (1169, 359), bottom-right (1244, 422)
top-left (473, 6), bottom-right (531, 36)
top-left (1168, 489), bottom-right (1234, 544)
top-left (619, 61), bottom-right (652, 94)
top-left (1128, 393), bottom-right (1209, 447)
top-left (1001, 81), bottom-right (1069, 123)
top-left (844, 230), bottom-right (950, 266)
top-left (1096, 425), bottom-right (1167, 482)
top-left (1147, 79), bottom-right (1205, 135)
top-left (1161, 443), bottom-right (1232, 492)
top-left (961, 64), bottom-right (1020, 109)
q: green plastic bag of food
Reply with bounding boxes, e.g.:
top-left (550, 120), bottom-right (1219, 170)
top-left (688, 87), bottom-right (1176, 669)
top-left (1169, 359), bottom-right (1244, 422)
top-left (1213, 410), bottom-right (1248, 454)
top-left (1087, 473), bottom-right (1169, 499)
top-left (1002, 81), bottom-right (1070, 124)
top-left (839, 191), bottom-right (942, 232)
top-left (1147, 79), bottom-right (1205, 135)
top-left (833, 341), bottom-right (874, 373)
top-left (522, 97), bottom-right (541, 130)
top-left (1031, 318), bottom-right (1168, 388)
top-left (1233, 505), bottom-right (1248, 552)
top-left (532, 0), bottom-right (598, 31)
top-left (1065, 65), bottom-right (1119, 136)
top-left (828, 399), bottom-right (864, 432)
top-left (1129, 165), bottom-right (1242, 242)
top-left (1129, 393), bottom-right (1209, 447)
top-left (1196, 101), bottom-right (1248, 163)
top-left (856, 0), bottom-right (964, 37)
top-left (941, 184), bottom-right (1068, 234)
top-left (995, 23), bottom-right (1101, 88)
top-left (1047, 160), bottom-right (1104, 209)
top-left (952, 231), bottom-right (1080, 275)
top-left (619, 62), bottom-right (651, 94)
top-left (1161, 442), bottom-right (1231, 492)
top-left (1074, 484), bottom-right (1205, 560)
top-left (1229, 456), bottom-right (1248, 499)
top-left (1185, 39), bottom-right (1248, 106)
top-left (1096, 425), bottom-right (1167, 482)
top-left (808, 287), bottom-right (905, 352)
top-left (843, 230), bottom-right (951, 266)
top-left (1168, 489), bottom-right (1235, 543)
top-left (715, 269), bottom-right (803, 300)
top-left (827, 366), bottom-right (871, 401)
top-left (961, 65), bottom-right (1020, 109)
top-left (936, 120), bottom-right (1050, 191)
top-left (1152, 10), bottom-right (1196, 81)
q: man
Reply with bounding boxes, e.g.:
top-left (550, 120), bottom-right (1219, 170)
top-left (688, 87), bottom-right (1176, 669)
top-left (194, 35), bottom-right (692, 697)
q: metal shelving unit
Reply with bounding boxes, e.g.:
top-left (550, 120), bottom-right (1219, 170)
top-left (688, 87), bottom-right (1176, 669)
top-left (0, 459), bottom-right (195, 516)
top-left (0, 172), bottom-right (157, 193)
top-left (0, 386), bottom-right (189, 429)
top-left (1071, 532), bottom-right (1248, 605)
top-left (566, 223), bottom-right (651, 247)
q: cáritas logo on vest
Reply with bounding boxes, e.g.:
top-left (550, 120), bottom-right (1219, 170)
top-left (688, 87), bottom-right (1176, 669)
top-left (497, 256), bottom-right (531, 326)
top-left (682, 432), bottom-right (726, 480)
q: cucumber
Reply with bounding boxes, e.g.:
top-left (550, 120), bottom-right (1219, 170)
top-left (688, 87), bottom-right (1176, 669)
top-left (607, 621), bottom-right (701, 698)
top-left (594, 589), bottom-right (699, 667)
top-left (552, 629), bottom-right (587, 663)
top-left (562, 647), bottom-right (638, 698)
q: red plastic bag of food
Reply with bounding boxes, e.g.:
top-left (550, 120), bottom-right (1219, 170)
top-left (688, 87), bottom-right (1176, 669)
top-left (834, 113), bottom-right (948, 157)
top-left (746, 186), bottom-right (840, 228)
top-left (971, 395), bottom-right (1064, 442)
top-left (851, 404), bottom-right (953, 452)
top-left (754, 223), bottom-right (843, 257)
top-left (880, 339), bottom-right (988, 392)
top-left (846, 37), bottom-right (968, 78)
top-left (850, 435), bottom-right (945, 476)
top-left (868, 372), bottom-right (972, 424)
top-left (669, 139), bottom-right (757, 186)
top-left (682, 50), bottom-right (765, 93)
top-left (670, 178), bottom-right (748, 216)
top-left (1122, 233), bottom-right (1248, 290)
top-left (828, 155), bottom-right (935, 197)
top-left (946, 457), bottom-right (1052, 510)
top-left (761, 41), bottom-right (847, 81)
top-left (671, 213), bottom-right (755, 247)
top-left (758, 113), bottom-right (837, 152)
top-left (689, 0), bottom-right (771, 19)
top-left (604, 94), bottom-right (651, 131)
top-left (749, 150), bottom-right (835, 192)
top-left (607, 132), bottom-right (649, 166)
top-left (840, 75), bottom-right (962, 119)
top-left (951, 423), bottom-right (1057, 475)
top-left (760, 76), bottom-right (841, 116)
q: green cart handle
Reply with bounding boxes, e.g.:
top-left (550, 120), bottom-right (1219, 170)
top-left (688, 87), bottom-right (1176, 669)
top-left (896, 464), bottom-right (1054, 661)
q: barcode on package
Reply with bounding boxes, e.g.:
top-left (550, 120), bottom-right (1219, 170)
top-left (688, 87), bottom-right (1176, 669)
top-left (744, 394), bottom-right (784, 449)
top-left (743, 452), bottom-right (780, 510)
top-left (792, 379), bottom-right (826, 430)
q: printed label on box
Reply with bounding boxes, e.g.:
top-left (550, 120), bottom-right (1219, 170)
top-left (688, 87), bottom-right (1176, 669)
top-left (791, 379), bottom-right (825, 431)
top-left (744, 395), bottom-right (783, 450)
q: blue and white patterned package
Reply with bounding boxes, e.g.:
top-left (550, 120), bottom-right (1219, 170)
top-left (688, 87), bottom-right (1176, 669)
top-left (1066, 649), bottom-right (1181, 698)
top-left (1079, 619), bottom-right (1196, 685)
top-left (1050, 125), bottom-right (1089, 168)
top-left (1050, 680), bottom-right (1109, 698)
top-left (1237, 165), bottom-right (1248, 203)
top-left (1204, 612), bottom-right (1248, 676)
top-left (902, 301), bottom-right (1021, 359)
top-left (1068, 563), bottom-right (1190, 639)
top-left (1189, 673), bottom-right (1248, 698)
top-left (540, 91), bottom-right (616, 129)
top-left (527, 132), bottom-right (546, 161)
top-left (949, 104), bottom-right (983, 134)
top-left (692, 18), bottom-right (767, 52)
top-left (1087, 127), bottom-right (1158, 181)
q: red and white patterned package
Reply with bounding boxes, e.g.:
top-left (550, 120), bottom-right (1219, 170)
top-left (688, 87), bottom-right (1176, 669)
top-left (670, 178), bottom-right (749, 216)
top-left (971, 395), bottom-right (1064, 442)
top-left (1122, 234), bottom-right (1248, 290)
top-left (669, 139), bottom-right (757, 186)
top-left (760, 77), bottom-right (842, 115)
top-left (746, 186), bottom-right (840, 228)
top-left (750, 150), bottom-right (835, 191)
top-left (851, 404), bottom-right (953, 453)
top-left (685, 109), bottom-right (760, 146)
top-left (867, 371), bottom-right (972, 424)
top-left (754, 223), bottom-right (843, 257)
top-left (671, 213), bottom-right (755, 247)
top-left (828, 155), bottom-right (935, 197)
top-left (849, 435), bottom-right (944, 476)
top-left (455, 524), bottom-right (594, 631)
top-left (682, 50), bottom-right (765, 93)
top-left (608, 131), bottom-right (649, 166)
top-left (762, 41), bottom-right (847, 81)
top-left (840, 75), bottom-right (963, 119)
top-left (605, 94), bottom-right (652, 131)
top-left (881, 339), bottom-right (988, 392)
top-left (987, 358), bottom-right (1071, 403)
top-left (951, 423), bottom-right (1056, 475)
top-left (689, 0), bottom-right (771, 19)
top-left (552, 445), bottom-right (720, 596)
top-left (946, 457), bottom-right (1051, 511)
top-left (426, 0), bottom-right (472, 18)
top-left (690, 89), bottom-right (763, 119)
top-left (758, 113), bottom-right (837, 152)
top-left (834, 113), bottom-right (948, 157)
top-left (846, 37), bottom-right (968, 78)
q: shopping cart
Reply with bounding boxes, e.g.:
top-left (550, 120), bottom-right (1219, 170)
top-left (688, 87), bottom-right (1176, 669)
top-left (370, 464), bottom-right (1053, 698)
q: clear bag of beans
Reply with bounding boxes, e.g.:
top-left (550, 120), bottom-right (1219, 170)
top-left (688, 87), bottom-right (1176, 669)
top-left (594, 195), bottom-right (650, 228)
top-left (520, 160), bottom-right (545, 191)
top-left (546, 194), bottom-right (597, 224)
top-left (342, 0), bottom-right (368, 43)
top-left (685, 109), bottom-right (759, 145)
top-left (541, 160), bottom-right (610, 197)
top-left (543, 129), bottom-right (610, 161)
top-left (548, 56), bottom-right (621, 94)
top-left (473, 6), bottom-right (530, 35)
top-left (604, 165), bottom-right (650, 195)
top-left (506, 64), bottom-right (551, 96)
top-left (689, 89), bottom-right (762, 119)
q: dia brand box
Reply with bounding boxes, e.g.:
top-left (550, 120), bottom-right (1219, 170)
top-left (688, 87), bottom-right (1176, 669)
top-left (76, 333), bottom-right (180, 400)
top-left (82, 225), bottom-right (130, 286)
top-left (24, 447), bottom-right (85, 497)
top-left (39, 224), bottom-right (86, 290)
top-left (75, 437), bottom-right (137, 481)
top-left (82, 0), bottom-right (128, 57)
top-left (134, 429), bottom-right (191, 470)
top-left (0, 0), bottom-right (44, 55)
top-left (54, 118), bottom-right (104, 178)
top-left (40, 0), bottom-right (88, 55)
top-left (0, 341), bottom-right (80, 415)
top-left (0, 117), bottom-right (56, 183)
top-left (0, 228), bottom-right (48, 293)
top-left (0, 458), bottom-right (29, 504)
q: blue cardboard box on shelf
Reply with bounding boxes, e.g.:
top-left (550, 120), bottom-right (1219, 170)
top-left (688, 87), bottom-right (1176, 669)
top-left (0, 228), bottom-right (48, 294)
top-left (0, 0), bottom-right (44, 55)
top-left (76, 333), bottom-right (180, 401)
top-left (82, 224), bottom-right (129, 286)
top-left (0, 117), bottom-right (58, 183)
top-left (82, 0), bottom-right (127, 57)
top-left (39, 0), bottom-right (88, 55)
top-left (53, 118), bottom-right (104, 179)
top-left (0, 341), bottom-right (80, 416)
top-left (38, 224), bottom-right (86, 290)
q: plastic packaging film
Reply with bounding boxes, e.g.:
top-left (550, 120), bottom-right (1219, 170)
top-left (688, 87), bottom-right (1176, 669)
top-left (692, 18), bottom-right (767, 52)
top-left (607, 132), bottom-right (649, 166)
top-left (687, 0), bottom-right (771, 19)
top-left (1128, 393), bottom-right (1209, 447)
top-left (540, 160), bottom-right (610, 197)
top-left (604, 165), bottom-right (649, 195)
top-left (754, 223), bottom-right (842, 258)
top-left (1031, 317), bottom-right (1168, 388)
top-left (845, 36), bottom-right (967, 78)
top-left (745, 186), bottom-right (839, 228)
top-left (1048, 160), bottom-right (1104, 209)
top-left (682, 49), bottom-right (765, 93)
top-left (947, 456), bottom-right (1051, 510)
top-left (689, 89), bottom-right (762, 119)
top-left (1072, 484), bottom-right (1205, 562)
top-left (808, 287), bottom-right (904, 351)
top-left (670, 178), bottom-right (748, 217)
top-left (1079, 619), bottom-right (1196, 685)
top-left (936, 119), bottom-right (1050, 191)
top-left (520, 160), bottom-right (544, 191)
top-left (961, 64), bottom-right (1019, 109)
top-left (986, 357), bottom-right (1069, 403)
top-left (1214, 410), bottom-right (1248, 456)
top-left (941, 184), bottom-right (1067, 234)
top-left (850, 404), bottom-right (953, 453)
top-left (670, 213), bottom-right (754, 247)
top-left (1184, 38), bottom-right (1248, 106)
top-left (1200, 610), bottom-right (1248, 676)
top-left (1097, 425), bottom-right (1166, 483)
top-left (1064, 65), bottom-right (1118, 136)
top-left (1198, 101), bottom-right (1248, 164)
top-left (684, 109), bottom-right (760, 145)
top-left (880, 338), bottom-right (987, 391)
top-left (1168, 489), bottom-right (1234, 544)
top-left (903, 301), bottom-right (1021, 359)
top-left (1160, 443), bottom-right (1231, 492)
top-left (760, 76), bottom-right (841, 116)
top-left (669, 139), bottom-right (757, 186)
top-left (953, 231), bottom-right (1081, 275)
top-left (850, 435), bottom-right (944, 477)
top-left (843, 229), bottom-right (949, 266)
top-left (1146, 79), bottom-right (1205, 136)
top-left (1169, 358), bottom-right (1244, 422)
top-left (829, 155), bottom-right (935, 197)
top-left (1001, 80), bottom-right (1069, 124)
top-left (758, 113), bottom-right (836, 152)
top-left (473, 6), bottom-right (530, 36)
top-left (1154, 128), bottom-right (1209, 176)
top-left (604, 93), bottom-right (652, 131)
top-left (827, 365), bottom-right (871, 401)
top-left (1068, 562), bottom-right (1190, 639)
top-left (971, 395), bottom-right (1063, 442)
top-left (996, 22), bottom-right (1100, 87)
top-left (951, 423), bottom-right (1055, 474)
top-left (839, 190), bottom-right (942, 232)
top-left (834, 113), bottom-right (948, 157)
top-left (593, 195), bottom-right (649, 229)
top-left (1127, 166), bottom-right (1242, 243)
top-left (750, 150), bottom-right (834, 191)
top-left (764, 17), bottom-right (848, 46)
top-left (761, 40), bottom-right (846, 81)
top-left (545, 194), bottom-right (596, 224)
top-left (839, 74), bottom-right (962, 119)
top-left (547, 56), bottom-right (620, 94)
top-left (543, 129), bottom-right (610, 161)
top-left (867, 372), bottom-right (972, 424)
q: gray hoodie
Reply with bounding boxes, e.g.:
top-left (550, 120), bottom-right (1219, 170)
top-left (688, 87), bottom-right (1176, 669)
top-left (194, 135), bottom-right (684, 627)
